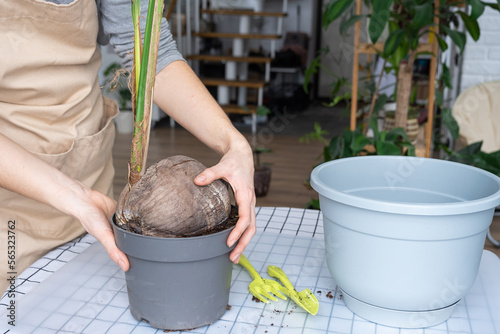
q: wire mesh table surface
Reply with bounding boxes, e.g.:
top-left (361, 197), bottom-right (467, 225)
top-left (1, 207), bottom-right (499, 334)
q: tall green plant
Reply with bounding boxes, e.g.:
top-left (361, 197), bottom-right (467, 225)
top-left (129, 0), bottom-right (164, 186)
top-left (321, 0), bottom-right (500, 128)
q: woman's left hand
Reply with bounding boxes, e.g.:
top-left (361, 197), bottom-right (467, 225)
top-left (153, 61), bottom-right (258, 263)
top-left (194, 143), bottom-right (256, 264)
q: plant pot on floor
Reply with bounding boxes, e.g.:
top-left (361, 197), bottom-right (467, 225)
top-left (254, 166), bottom-right (271, 197)
top-left (310, 156), bottom-right (500, 328)
top-left (114, 111), bottom-right (134, 134)
top-left (383, 110), bottom-right (419, 143)
top-left (112, 219), bottom-right (235, 330)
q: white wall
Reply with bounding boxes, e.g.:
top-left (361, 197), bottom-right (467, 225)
top-left (460, 6), bottom-right (500, 92)
top-left (318, 19), bottom-right (358, 97)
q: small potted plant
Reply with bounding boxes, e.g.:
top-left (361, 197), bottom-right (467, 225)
top-left (253, 146), bottom-right (273, 197)
top-left (103, 62), bottom-right (134, 133)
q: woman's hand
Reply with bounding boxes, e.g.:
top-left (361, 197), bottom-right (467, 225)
top-left (153, 61), bottom-right (259, 262)
top-left (72, 187), bottom-right (130, 272)
top-left (194, 142), bottom-right (256, 264)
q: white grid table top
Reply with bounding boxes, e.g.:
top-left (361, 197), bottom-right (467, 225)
top-left (1, 207), bottom-right (499, 334)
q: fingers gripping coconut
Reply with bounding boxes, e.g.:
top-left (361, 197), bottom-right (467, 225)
top-left (115, 155), bottom-right (232, 237)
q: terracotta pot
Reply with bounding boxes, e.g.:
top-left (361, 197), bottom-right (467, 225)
top-left (254, 166), bottom-right (271, 197)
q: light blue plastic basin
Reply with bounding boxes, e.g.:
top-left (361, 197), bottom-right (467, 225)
top-left (310, 156), bottom-right (500, 328)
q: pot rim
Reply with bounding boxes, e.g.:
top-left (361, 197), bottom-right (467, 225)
top-left (112, 215), bottom-right (236, 262)
top-left (311, 156), bottom-right (500, 215)
top-left (112, 214), bottom-right (235, 241)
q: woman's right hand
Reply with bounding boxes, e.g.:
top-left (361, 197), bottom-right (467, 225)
top-left (71, 186), bottom-right (130, 272)
top-left (0, 133), bottom-right (129, 272)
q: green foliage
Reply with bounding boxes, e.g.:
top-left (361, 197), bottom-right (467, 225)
top-left (369, 0), bottom-right (393, 43)
top-left (306, 117), bottom-right (416, 162)
top-left (299, 122), bottom-right (329, 145)
top-left (303, 118), bottom-right (415, 209)
top-left (441, 25), bottom-right (466, 53)
top-left (444, 142), bottom-right (500, 176)
top-left (240, 105), bottom-right (271, 116)
top-left (253, 147), bottom-right (273, 168)
top-left (340, 15), bottom-right (366, 35)
top-left (319, 119), bottom-right (415, 161)
top-left (467, 0), bottom-right (485, 20)
top-left (306, 198), bottom-right (320, 210)
top-left (129, 0), bottom-right (164, 178)
top-left (323, 0), bottom-right (356, 28)
top-left (440, 108), bottom-right (459, 140)
top-left (256, 105), bottom-right (271, 116)
top-left (307, 0), bottom-right (500, 209)
top-left (320, 0), bottom-right (500, 70)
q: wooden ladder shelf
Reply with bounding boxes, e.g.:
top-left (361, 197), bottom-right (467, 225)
top-left (349, 0), bottom-right (439, 157)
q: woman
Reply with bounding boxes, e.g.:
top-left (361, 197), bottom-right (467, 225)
top-left (0, 0), bottom-right (256, 294)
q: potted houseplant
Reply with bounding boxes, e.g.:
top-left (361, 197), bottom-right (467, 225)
top-left (103, 62), bottom-right (134, 134)
top-left (314, 0), bottom-right (500, 140)
top-left (253, 146), bottom-right (272, 197)
top-left (111, 0), bottom-right (237, 330)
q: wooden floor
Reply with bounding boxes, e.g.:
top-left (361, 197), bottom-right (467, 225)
top-left (112, 127), bottom-right (500, 257)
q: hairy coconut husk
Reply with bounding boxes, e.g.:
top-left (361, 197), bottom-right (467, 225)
top-left (115, 155), bottom-right (231, 237)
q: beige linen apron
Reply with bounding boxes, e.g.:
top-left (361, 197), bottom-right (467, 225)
top-left (0, 0), bottom-right (118, 294)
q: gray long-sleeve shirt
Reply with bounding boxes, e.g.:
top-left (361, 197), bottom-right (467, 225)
top-left (47, 0), bottom-right (185, 74)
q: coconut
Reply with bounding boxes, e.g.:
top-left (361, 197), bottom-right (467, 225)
top-left (115, 155), bottom-right (231, 237)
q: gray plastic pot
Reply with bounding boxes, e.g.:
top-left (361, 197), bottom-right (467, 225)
top-left (113, 220), bottom-right (235, 330)
top-left (310, 156), bottom-right (500, 328)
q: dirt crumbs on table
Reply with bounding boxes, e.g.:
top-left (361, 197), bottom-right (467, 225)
top-left (252, 296), bottom-right (261, 303)
top-left (287, 305), bottom-right (297, 315)
top-left (226, 304), bottom-right (232, 310)
top-left (326, 291), bottom-right (334, 299)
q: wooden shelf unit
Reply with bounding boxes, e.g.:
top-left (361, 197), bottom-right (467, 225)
top-left (200, 78), bottom-right (266, 89)
top-left (192, 32), bottom-right (282, 40)
top-left (186, 55), bottom-right (272, 64)
top-left (200, 9), bottom-right (287, 17)
top-left (181, 0), bottom-right (288, 134)
top-left (350, 0), bottom-right (439, 157)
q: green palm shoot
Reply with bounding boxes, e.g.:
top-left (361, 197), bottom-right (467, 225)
top-left (129, 0), bottom-right (164, 186)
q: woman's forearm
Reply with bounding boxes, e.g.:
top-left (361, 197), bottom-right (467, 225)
top-left (0, 133), bottom-right (129, 271)
top-left (153, 60), bottom-right (256, 263)
top-left (153, 60), bottom-right (250, 156)
top-left (0, 133), bottom-right (87, 216)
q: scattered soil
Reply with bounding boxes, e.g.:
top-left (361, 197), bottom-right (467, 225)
top-left (326, 291), bottom-right (334, 299)
top-left (226, 305), bottom-right (232, 311)
top-left (252, 296), bottom-right (261, 303)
